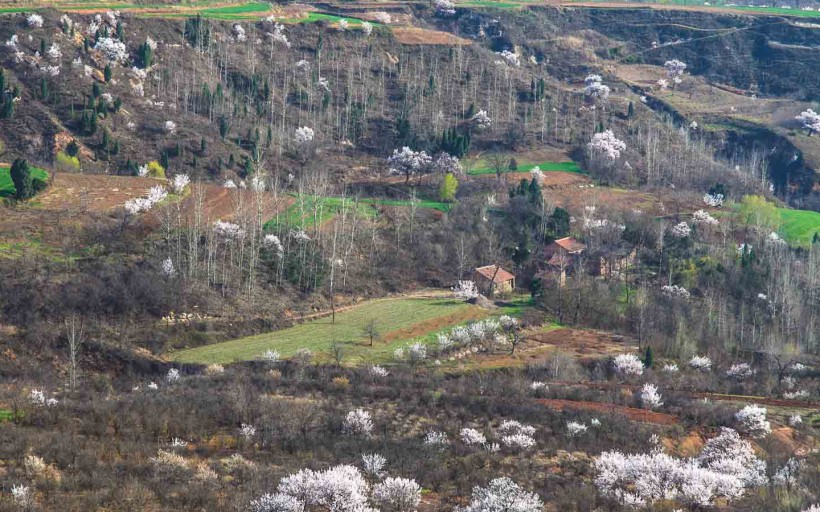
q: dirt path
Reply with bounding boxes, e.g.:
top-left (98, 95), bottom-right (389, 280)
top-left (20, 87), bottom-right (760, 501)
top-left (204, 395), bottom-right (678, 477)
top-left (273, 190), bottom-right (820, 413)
top-left (537, 398), bottom-right (680, 425)
top-left (536, 379), bottom-right (820, 411)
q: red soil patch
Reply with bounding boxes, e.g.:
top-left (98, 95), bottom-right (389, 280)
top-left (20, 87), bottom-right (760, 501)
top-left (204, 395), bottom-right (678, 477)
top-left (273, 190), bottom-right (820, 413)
top-left (177, 184), bottom-right (295, 223)
top-left (546, 185), bottom-right (665, 216)
top-left (381, 306), bottom-right (491, 343)
top-left (392, 27), bottom-right (472, 46)
top-left (537, 398), bottom-right (679, 425)
top-left (447, 327), bottom-right (639, 371)
top-left (527, 327), bottom-right (638, 359)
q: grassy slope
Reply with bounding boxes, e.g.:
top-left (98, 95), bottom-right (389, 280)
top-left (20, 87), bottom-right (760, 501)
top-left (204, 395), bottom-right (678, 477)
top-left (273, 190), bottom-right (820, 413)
top-left (467, 160), bottom-right (583, 176)
top-left (779, 208), bottom-right (820, 247)
top-left (170, 296), bottom-right (494, 364)
top-left (0, 164), bottom-right (49, 198)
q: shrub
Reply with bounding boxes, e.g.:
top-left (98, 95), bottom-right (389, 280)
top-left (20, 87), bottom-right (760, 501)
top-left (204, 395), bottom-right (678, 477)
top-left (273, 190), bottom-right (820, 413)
top-left (331, 376), bottom-right (350, 389)
top-left (146, 160), bottom-right (166, 179)
top-left (56, 151), bottom-right (80, 171)
top-left (150, 450), bottom-right (191, 481)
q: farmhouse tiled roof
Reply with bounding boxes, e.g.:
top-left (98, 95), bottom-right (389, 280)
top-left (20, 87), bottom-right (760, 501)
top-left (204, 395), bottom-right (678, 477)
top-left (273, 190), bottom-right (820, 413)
top-left (553, 237), bottom-right (586, 253)
top-left (474, 264), bottom-right (515, 283)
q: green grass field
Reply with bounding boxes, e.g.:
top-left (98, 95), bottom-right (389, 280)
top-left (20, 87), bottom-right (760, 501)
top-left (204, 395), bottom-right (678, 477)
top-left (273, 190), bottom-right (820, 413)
top-left (778, 208), bottom-right (820, 247)
top-left (0, 163), bottom-right (49, 198)
top-left (170, 296), bottom-right (497, 365)
top-left (278, 12), bottom-right (368, 26)
top-left (264, 196), bottom-right (378, 231)
top-left (467, 160), bottom-right (584, 176)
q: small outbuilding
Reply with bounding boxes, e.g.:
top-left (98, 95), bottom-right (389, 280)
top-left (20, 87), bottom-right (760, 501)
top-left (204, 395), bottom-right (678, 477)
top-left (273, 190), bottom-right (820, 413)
top-left (472, 264), bottom-right (516, 296)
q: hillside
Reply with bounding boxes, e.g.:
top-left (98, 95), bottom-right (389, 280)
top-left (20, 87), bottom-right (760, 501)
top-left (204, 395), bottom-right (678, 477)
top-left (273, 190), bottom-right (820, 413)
top-left (0, 2), bottom-right (818, 512)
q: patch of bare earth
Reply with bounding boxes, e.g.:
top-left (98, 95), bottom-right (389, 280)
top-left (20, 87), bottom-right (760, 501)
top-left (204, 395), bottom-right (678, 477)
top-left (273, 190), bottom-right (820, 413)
top-left (177, 185), bottom-right (295, 223)
top-left (528, 327), bottom-right (639, 359)
top-left (449, 327), bottom-right (639, 371)
top-left (503, 171), bottom-right (589, 189)
top-left (537, 398), bottom-right (680, 425)
top-left (381, 306), bottom-right (491, 343)
top-left (35, 173), bottom-right (163, 213)
top-left (392, 27), bottom-right (472, 46)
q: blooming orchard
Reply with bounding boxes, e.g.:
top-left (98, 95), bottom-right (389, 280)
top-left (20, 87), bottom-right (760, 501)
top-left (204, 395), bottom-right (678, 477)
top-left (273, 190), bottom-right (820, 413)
top-left (595, 428), bottom-right (766, 508)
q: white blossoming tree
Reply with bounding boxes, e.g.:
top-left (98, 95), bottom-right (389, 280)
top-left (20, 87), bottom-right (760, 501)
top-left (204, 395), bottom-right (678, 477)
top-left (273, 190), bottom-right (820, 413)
top-left (588, 130), bottom-right (626, 161)
top-left (387, 147), bottom-right (432, 183)
top-left (613, 353), bottom-right (644, 376)
top-left (639, 383), bottom-right (664, 410)
top-left (458, 477), bottom-right (543, 512)
top-left (796, 108), bottom-right (820, 135)
top-left (471, 110), bottom-right (492, 130)
top-left (373, 477), bottom-right (422, 512)
top-left (584, 74), bottom-right (610, 101)
top-left (343, 408), bottom-right (373, 437)
top-left (94, 37), bottom-right (128, 64)
top-left (735, 405), bottom-right (771, 438)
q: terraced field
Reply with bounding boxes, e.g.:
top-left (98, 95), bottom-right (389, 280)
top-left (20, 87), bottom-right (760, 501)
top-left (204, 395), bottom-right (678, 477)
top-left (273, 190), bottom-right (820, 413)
top-left (170, 294), bottom-right (498, 364)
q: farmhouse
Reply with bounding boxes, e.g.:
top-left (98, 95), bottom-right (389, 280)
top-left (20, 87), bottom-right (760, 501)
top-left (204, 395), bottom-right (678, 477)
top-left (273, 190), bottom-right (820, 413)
top-left (543, 237), bottom-right (586, 285)
top-left (472, 264), bottom-right (516, 296)
top-left (545, 237), bottom-right (586, 264)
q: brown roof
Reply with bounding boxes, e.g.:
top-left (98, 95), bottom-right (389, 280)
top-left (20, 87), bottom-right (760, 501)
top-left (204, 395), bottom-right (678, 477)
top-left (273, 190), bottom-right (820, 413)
top-left (553, 237), bottom-right (586, 253)
top-left (474, 265), bottom-right (515, 283)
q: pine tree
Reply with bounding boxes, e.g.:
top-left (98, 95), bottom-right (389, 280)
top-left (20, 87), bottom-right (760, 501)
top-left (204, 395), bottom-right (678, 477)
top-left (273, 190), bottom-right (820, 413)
top-left (527, 178), bottom-right (541, 205)
top-left (104, 64), bottom-right (112, 82)
top-left (219, 116), bottom-right (229, 139)
top-left (10, 158), bottom-right (34, 200)
top-left (643, 346), bottom-right (654, 368)
top-left (137, 41), bottom-right (153, 69)
top-left (66, 139), bottom-right (79, 157)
